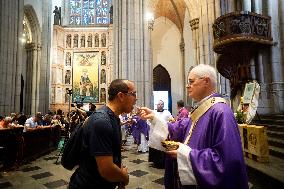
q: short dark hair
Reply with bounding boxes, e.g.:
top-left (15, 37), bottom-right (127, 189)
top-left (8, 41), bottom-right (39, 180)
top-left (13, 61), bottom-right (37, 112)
top-left (89, 103), bottom-right (96, 111)
top-left (108, 79), bottom-right (129, 101)
top-left (177, 100), bottom-right (184, 107)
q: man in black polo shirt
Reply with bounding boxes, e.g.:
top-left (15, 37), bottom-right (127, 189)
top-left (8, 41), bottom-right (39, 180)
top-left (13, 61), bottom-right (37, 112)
top-left (69, 79), bottom-right (137, 189)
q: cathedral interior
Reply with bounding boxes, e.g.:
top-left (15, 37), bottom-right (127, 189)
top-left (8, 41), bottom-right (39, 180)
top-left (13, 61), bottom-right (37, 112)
top-left (0, 0), bottom-right (284, 188)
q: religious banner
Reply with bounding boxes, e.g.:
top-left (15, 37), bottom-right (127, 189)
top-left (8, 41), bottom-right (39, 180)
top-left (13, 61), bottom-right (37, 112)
top-left (73, 52), bottom-right (99, 103)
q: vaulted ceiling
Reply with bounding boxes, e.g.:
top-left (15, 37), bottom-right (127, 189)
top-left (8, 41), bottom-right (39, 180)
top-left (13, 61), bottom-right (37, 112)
top-left (146, 0), bottom-right (187, 32)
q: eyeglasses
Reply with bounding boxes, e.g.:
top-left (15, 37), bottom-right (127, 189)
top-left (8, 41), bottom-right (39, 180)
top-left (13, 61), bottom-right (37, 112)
top-left (187, 77), bottom-right (204, 87)
top-left (123, 91), bottom-right (137, 97)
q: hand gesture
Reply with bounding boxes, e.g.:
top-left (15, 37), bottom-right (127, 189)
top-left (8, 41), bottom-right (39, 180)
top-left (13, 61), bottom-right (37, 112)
top-left (139, 107), bottom-right (155, 120)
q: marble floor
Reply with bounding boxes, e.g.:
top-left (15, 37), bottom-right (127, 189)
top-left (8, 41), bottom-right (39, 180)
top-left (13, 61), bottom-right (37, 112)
top-left (0, 144), bottom-right (165, 189)
top-left (1, 142), bottom-right (284, 189)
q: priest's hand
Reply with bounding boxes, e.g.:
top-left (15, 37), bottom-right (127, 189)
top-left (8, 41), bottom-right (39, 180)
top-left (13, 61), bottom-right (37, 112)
top-left (139, 107), bottom-right (155, 120)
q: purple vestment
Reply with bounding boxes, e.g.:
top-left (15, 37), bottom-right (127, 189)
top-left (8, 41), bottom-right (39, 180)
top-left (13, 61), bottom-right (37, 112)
top-left (167, 93), bottom-right (248, 189)
top-left (131, 115), bottom-right (149, 145)
top-left (176, 107), bottom-right (189, 121)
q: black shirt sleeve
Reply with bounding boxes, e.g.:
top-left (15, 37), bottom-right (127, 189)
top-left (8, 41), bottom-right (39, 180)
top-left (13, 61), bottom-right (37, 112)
top-left (87, 115), bottom-right (114, 157)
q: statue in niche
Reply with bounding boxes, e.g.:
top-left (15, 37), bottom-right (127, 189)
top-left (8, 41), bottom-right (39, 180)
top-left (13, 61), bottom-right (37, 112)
top-left (73, 34), bottom-right (78, 48)
top-left (87, 34), bottom-right (92, 47)
top-left (65, 92), bottom-right (69, 103)
top-left (81, 35), bottom-right (85, 47)
top-left (65, 52), bottom-right (71, 66)
top-left (101, 51), bottom-right (106, 65)
top-left (109, 5), bottom-right (113, 24)
top-left (101, 33), bottom-right (106, 47)
top-left (66, 35), bottom-right (71, 48)
top-left (100, 69), bottom-right (106, 84)
top-left (53, 6), bottom-right (61, 25)
top-left (65, 70), bottom-right (71, 84)
top-left (95, 34), bottom-right (99, 47)
top-left (100, 88), bottom-right (106, 103)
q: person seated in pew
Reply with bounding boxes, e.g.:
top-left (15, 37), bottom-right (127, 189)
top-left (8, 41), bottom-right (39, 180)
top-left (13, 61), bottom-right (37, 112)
top-left (0, 116), bottom-right (12, 129)
top-left (25, 113), bottom-right (42, 129)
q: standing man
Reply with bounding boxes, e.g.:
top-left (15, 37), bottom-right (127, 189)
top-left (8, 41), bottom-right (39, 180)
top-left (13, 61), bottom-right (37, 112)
top-left (148, 100), bottom-right (173, 168)
top-left (175, 100), bottom-right (189, 121)
top-left (155, 100), bottom-right (173, 121)
top-left (140, 64), bottom-right (248, 189)
top-left (69, 79), bottom-right (137, 189)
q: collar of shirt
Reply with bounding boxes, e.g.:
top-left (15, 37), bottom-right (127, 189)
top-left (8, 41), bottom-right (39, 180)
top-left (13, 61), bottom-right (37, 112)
top-left (196, 92), bottom-right (217, 107)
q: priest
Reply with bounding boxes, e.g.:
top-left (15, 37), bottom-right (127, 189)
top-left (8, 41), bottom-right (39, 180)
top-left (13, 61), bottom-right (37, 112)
top-left (140, 64), bottom-right (249, 189)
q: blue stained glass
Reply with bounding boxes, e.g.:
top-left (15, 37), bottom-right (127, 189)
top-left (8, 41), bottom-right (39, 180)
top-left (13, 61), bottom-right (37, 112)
top-left (83, 14), bottom-right (88, 25)
top-left (69, 0), bottom-right (111, 25)
top-left (90, 1), bottom-right (94, 8)
top-left (83, 1), bottom-right (88, 8)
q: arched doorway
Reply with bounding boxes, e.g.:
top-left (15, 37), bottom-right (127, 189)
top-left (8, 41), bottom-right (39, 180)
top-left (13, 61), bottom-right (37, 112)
top-left (23, 5), bottom-right (41, 115)
top-left (153, 64), bottom-right (172, 113)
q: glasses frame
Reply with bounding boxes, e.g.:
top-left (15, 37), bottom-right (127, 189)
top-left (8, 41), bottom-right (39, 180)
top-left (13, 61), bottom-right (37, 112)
top-left (123, 91), bottom-right (137, 97)
top-left (186, 77), bottom-right (205, 87)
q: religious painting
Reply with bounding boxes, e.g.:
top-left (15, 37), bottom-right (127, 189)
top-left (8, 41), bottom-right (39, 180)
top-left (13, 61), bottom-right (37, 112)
top-left (73, 52), bottom-right (99, 103)
top-left (243, 82), bottom-right (256, 104)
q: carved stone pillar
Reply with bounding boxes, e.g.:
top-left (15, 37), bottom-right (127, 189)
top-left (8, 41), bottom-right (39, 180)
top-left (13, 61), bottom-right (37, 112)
top-left (180, 39), bottom-right (186, 101)
top-left (113, 0), bottom-right (151, 107)
top-left (25, 43), bottom-right (42, 115)
top-left (242, 0), bottom-right (251, 11)
top-left (0, 0), bottom-right (24, 115)
top-left (268, 0), bottom-right (284, 113)
top-left (189, 18), bottom-right (200, 65)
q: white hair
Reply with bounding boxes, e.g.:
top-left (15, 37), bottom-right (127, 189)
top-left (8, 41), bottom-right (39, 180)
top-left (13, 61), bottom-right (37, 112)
top-left (4, 116), bottom-right (12, 123)
top-left (190, 64), bottom-right (217, 87)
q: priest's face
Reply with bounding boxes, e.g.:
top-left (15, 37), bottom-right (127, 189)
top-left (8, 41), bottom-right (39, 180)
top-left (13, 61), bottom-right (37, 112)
top-left (186, 73), bottom-right (207, 102)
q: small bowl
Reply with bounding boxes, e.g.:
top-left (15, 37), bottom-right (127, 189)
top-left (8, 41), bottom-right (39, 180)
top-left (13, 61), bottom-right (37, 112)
top-left (161, 140), bottom-right (179, 151)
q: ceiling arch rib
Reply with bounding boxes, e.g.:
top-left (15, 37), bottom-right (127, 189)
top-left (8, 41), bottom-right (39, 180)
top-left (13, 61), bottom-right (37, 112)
top-left (146, 0), bottom-right (187, 33)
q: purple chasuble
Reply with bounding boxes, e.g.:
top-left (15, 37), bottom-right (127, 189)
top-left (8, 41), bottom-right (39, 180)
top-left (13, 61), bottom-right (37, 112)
top-left (176, 107), bottom-right (189, 121)
top-left (131, 115), bottom-right (149, 145)
top-left (167, 93), bottom-right (248, 189)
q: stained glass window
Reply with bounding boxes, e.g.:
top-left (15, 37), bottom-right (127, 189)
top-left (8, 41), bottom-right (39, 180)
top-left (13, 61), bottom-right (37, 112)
top-left (69, 0), bottom-right (112, 25)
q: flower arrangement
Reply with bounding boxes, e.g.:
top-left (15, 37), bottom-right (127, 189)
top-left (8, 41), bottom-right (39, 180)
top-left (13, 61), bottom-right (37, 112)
top-left (235, 110), bottom-right (245, 124)
top-left (234, 96), bottom-right (248, 124)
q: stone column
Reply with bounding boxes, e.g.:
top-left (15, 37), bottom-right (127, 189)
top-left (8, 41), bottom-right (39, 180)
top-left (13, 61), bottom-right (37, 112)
top-left (24, 43), bottom-right (41, 115)
top-left (252, 0), bottom-right (265, 100)
top-left (39, 0), bottom-right (52, 113)
top-left (242, 0), bottom-right (252, 11)
top-left (0, 0), bottom-right (23, 115)
top-left (113, 0), bottom-right (151, 107)
top-left (268, 0), bottom-right (284, 113)
top-left (180, 38), bottom-right (186, 101)
top-left (189, 18), bottom-right (200, 65)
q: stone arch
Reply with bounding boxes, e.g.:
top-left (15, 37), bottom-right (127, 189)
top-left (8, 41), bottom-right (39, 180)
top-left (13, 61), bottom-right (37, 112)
top-left (23, 5), bottom-right (42, 115)
top-left (153, 64), bottom-right (172, 113)
top-left (24, 5), bottom-right (41, 44)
